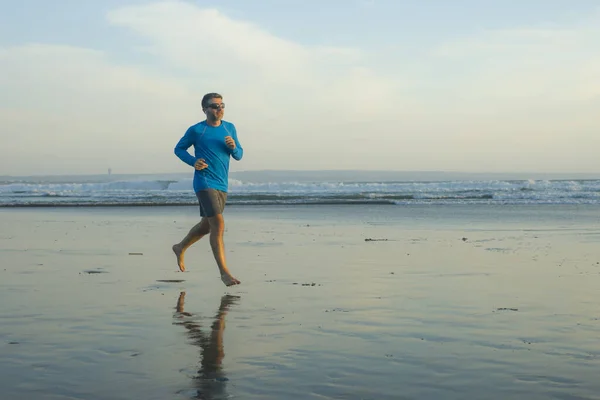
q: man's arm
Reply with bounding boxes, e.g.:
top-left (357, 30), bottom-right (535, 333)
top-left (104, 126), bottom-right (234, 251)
top-left (174, 127), bottom-right (197, 167)
top-left (229, 124), bottom-right (243, 161)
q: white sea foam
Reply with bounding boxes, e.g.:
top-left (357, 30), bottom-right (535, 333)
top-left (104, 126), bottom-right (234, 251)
top-left (1, 175), bottom-right (599, 206)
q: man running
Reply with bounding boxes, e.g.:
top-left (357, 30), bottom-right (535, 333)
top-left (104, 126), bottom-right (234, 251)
top-left (172, 92), bottom-right (243, 286)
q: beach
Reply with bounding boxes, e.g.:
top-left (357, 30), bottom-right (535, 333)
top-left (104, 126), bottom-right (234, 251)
top-left (1, 204), bottom-right (600, 399)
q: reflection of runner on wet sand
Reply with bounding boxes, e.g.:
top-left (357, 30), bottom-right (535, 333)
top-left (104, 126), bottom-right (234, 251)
top-left (173, 292), bottom-right (240, 399)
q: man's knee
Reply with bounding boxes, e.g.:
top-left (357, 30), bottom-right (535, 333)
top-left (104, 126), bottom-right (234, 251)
top-left (193, 218), bottom-right (210, 234)
top-left (208, 214), bottom-right (224, 232)
top-left (200, 220), bottom-right (211, 235)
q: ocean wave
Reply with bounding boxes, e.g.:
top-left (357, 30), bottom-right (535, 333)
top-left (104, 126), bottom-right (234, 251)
top-left (0, 179), bottom-right (188, 193)
top-left (2, 176), bottom-right (600, 206)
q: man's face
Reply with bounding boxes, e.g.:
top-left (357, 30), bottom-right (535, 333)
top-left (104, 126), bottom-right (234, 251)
top-left (204, 98), bottom-right (225, 120)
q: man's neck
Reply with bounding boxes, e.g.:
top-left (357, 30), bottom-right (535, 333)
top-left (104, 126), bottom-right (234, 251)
top-left (205, 118), bottom-right (222, 127)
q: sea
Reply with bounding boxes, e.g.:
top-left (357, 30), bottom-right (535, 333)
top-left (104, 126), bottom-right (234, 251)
top-left (1, 170), bottom-right (600, 207)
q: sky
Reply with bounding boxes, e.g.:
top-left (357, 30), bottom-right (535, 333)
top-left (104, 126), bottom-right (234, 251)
top-left (1, 0), bottom-right (599, 176)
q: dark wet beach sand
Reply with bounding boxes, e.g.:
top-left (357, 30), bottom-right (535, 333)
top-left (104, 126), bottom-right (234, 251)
top-left (1, 204), bottom-right (600, 399)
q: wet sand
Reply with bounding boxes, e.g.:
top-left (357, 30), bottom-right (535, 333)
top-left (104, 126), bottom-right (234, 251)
top-left (1, 204), bottom-right (600, 399)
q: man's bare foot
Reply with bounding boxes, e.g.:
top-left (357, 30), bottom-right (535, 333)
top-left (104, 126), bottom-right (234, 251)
top-left (220, 273), bottom-right (241, 287)
top-left (172, 244), bottom-right (185, 272)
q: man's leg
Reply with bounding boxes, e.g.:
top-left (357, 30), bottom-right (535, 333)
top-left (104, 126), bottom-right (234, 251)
top-left (172, 218), bottom-right (210, 272)
top-left (207, 213), bottom-right (240, 286)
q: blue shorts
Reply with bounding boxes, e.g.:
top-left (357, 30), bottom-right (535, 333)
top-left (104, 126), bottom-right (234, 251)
top-left (195, 189), bottom-right (227, 218)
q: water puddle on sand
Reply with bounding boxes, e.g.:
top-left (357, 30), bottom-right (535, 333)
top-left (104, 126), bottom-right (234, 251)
top-left (82, 270), bottom-right (108, 274)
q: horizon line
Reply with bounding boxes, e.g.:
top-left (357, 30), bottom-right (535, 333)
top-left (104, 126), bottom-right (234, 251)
top-left (2, 169), bottom-right (600, 178)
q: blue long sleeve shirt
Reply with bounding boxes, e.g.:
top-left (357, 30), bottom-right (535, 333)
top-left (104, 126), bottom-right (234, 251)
top-left (174, 120), bottom-right (243, 193)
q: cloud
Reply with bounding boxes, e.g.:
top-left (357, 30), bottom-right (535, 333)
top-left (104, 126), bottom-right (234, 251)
top-left (0, 44), bottom-right (191, 115)
top-left (106, 1), bottom-right (402, 118)
top-left (431, 14), bottom-right (600, 107)
top-left (0, 2), bottom-right (599, 175)
top-left (0, 43), bottom-right (197, 174)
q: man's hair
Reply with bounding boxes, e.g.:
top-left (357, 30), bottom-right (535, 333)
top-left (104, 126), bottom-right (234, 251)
top-left (201, 92), bottom-right (223, 109)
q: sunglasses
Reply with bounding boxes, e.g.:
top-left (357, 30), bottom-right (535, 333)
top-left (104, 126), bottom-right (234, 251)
top-left (206, 103), bottom-right (225, 110)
